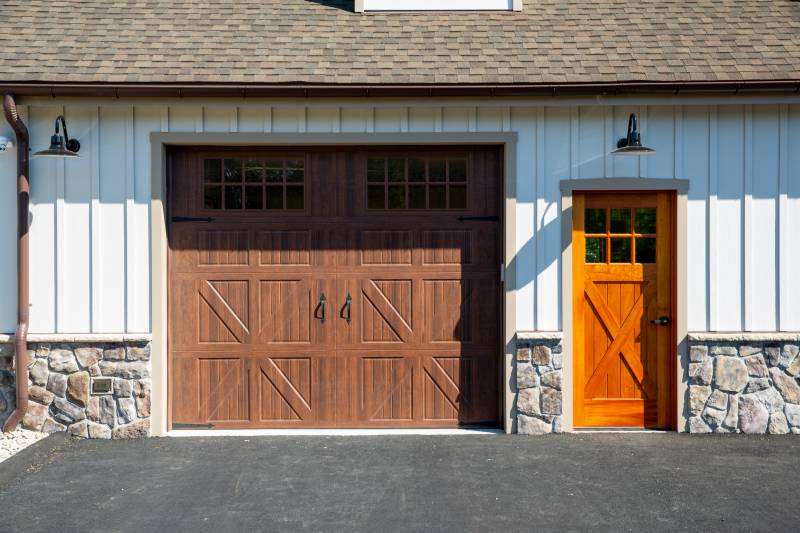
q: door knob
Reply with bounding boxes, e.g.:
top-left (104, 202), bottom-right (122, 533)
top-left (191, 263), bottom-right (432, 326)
top-left (650, 315), bottom-right (670, 326)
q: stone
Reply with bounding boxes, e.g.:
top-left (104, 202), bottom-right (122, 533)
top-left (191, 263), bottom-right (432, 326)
top-left (87, 396), bottom-right (116, 427)
top-left (738, 345), bottom-right (763, 357)
top-left (112, 419), bottom-right (150, 439)
top-left (780, 344), bottom-right (799, 369)
top-left (47, 372), bottom-right (67, 397)
top-left (515, 347), bottom-right (531, 362)
top-left (764, 346), bottom-right (781, 367)
top-left (136, 393), bottom-right (151, 418)
top-left (714, 356), bottom-right (749, 393)
top-left (706, 389), bottom-right (728, 411)
top-left (517, 387), bottom-right (540, 416)
top-left (755, 387), bottom-right (785, 414)
top-left (118, 397), bottom-right (137, 424)
top-left (88, 364), bottom-right (101, 377)
top-left (714, 426), bottom-right (735, 434)
top-left (126, 344), bottom-right (150, 361)
top-left (738, 395), bottom-right (769, 434)
top-left (99, 360), bottom-right (149, 379)
top-left (552, 343), bottom-right (563, 354)
top-left (531, 345), bottom-right (552, 366)
top-left (35, 345), bottom-right (51, 358)
top-left (688, 360), bottom-right (713, 385)
top-left (113, 378), bottom-right (133, 397)
top-left (103, 347), bottom-right (126, 360)
top-left (51, 397), bottom-right (86, 425)
top-left (787, 353), bottom-right (800, 377)
top-left (517, 414), bottom-right (551, 435)
top-left (723, 395), bottom-right (738, 428)
top-left (689, 385), bottom-right (712, 416)
top-left (516, 363), bottom-right (538, 389)
top-left (67, 372), bottom-right (90, 407)
top-left (770, 368), bottom-right (800, 404)
top-left (743, 378), bottom-right (771, 394)
top-left (785, 404), bottom-right (800, 427)
top-left (552, 416), bottom-right (563, 433)
top-left (792, 428), bottom-right (800, 435)
top-left (541, 388), bottom-right (562, 415)
top-left (48, 349), bottom-right (78, 373)
top-left (68, 420), bottom-right (89, 438)
top-left (768, 412), bottom-right (789, 434)
top-left (702, 406), bottom-right (726, 428)
top-left (710, 345), bottom-right (738, 356)
top-left (551, 352), bottom-right (563, 370)
top-left (688, 416), bottom-right (711, 433)
top-left (42, 417), bottom-right (67, 433)
top-left (743, 355), bottom-right (769, 378)
top-left (73, 347), bottom-right (101, 368)
top-left (29, 359), bottom-right (49, 386)
top-left (29, 385), bottom-right (54, 405)
top-left (689, 345), bottom-right (708, 363)
top-left (540, 370), bottom-right (562, 390)
top-left (133, 379), bottom-right (151, 398)
top-left (21, 401), bottom-right (47, 431)
top-left (88, 422), bottom-right (111, 439)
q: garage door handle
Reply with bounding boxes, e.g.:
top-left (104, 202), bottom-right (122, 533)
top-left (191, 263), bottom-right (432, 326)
top-left (344, 292), bottom-right (352, 324)
top-left (318, 293), bottom-right (327, 324)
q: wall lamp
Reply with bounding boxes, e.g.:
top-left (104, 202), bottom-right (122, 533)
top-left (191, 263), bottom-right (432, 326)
top-left (33, 115), bottom-right (80, 158)
top-left (611, 113), bottom-right (655, 155)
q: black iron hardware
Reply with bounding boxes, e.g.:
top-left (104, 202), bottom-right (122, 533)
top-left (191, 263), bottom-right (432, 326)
top-left (172, 422), bottom-right (214, 429)
top-left (651, 316), bottom-right (671, 326)
top-left (457, 215), bottom-right (499, 222)
top-left (171, 216), bottom-right (215, 223)
top-left (318, 293), bottom-right (327, 323)
top-left (344, 292), bottom-right (352, 324)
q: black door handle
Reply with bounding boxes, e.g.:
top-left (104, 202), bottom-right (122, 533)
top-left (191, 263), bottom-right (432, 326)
top-left (651, 316), bottom-right (670, 326)
top-left (344, 292), bottom-right (352, 324)
top-left (318, 293), bottom-right (327, 324)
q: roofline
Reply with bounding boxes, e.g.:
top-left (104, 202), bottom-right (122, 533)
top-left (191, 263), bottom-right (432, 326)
top-left (1, 80), bottom-right (799, 98)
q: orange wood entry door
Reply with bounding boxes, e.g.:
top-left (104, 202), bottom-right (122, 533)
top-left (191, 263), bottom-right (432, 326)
top-left (572, 192), bottom-right (675, 429)
top-left (167, 147), bottom-right (502, 429)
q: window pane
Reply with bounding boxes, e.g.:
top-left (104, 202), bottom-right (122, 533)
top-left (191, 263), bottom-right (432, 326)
top-left (367, 185), bottom-right (385, 209)
top-left (204, 186), bottom-right (222, 209)
top-left (266, 186), bottom-right (283, 209)
top-left (225, 186), bottom-right (243, 209)
top-left (286, 186), bottom-right (304, 209)
top-left (409, 185), bottom-right (426, 208)
top-left (449, 159), bottom-right (467, 182)
top-left (245, 160), bottom-right (263, 182)
top-left (636, 237), bottom-right (656, 263)
top-left (610, 238), bottom-right (631, 263)
top-left (265, 160), bottom-right (283, 183)
top-left (429, 160), bottom-right (446, 182)
top-left (245, 186), bottom-right (263, 209)
top-left (204, 159), bottom-right (222, 183)
top-left (408, 158), bottom-right (425, 182)
top-left (449, 185), bottom-right (467, 208)
top-left (610, 208), bottom-right (631, 233)
top-left (367, 158), bottom-right (385, 182)
top-left (429, 185), bottom-right (446, 208)
top-left (585, 238), bottom-right (606, 263)
top-left (635, 208), bottom-right (657, 234)
top-left (224, 159), bottom-right (242, 182)
top-left (388, 159), bottom-right (405, 182)
top-left (388, 185), bottom-right (406, 209)
top-left (286, 160), bottom-right (304, 183)
top-left (585, 208), bottom-right (606, 233)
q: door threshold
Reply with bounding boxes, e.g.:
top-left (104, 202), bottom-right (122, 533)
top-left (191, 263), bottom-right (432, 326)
top-left (573, 428), bottom-right (673, 433)
top-left (166, 427), bottom-right (504, 437)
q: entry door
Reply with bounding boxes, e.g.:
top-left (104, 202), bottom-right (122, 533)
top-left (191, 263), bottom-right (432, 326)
top-left (572, 192), bottom-right (674, 428)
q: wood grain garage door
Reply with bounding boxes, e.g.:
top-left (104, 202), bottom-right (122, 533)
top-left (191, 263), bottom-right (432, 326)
top-left (168, 147), bottom-right (502, 429)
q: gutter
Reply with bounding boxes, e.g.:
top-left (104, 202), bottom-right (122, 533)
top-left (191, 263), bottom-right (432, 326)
top-left (2, 92), bottom-right (29, 433)
top-left (0, 80), bottom-right (799, 98)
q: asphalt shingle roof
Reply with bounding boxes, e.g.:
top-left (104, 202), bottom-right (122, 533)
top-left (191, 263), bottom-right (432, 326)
top-left (1, 0), bottom-right (799, 85)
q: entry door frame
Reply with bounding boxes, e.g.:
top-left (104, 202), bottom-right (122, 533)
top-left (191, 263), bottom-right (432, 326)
top-left (560, 178), bottom-right (690, 432)
top-left (150, 132), bottom-right (518, 436)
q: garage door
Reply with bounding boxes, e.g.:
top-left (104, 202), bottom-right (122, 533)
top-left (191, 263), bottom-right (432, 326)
top-left (168, 146), bottom-right (502, 429)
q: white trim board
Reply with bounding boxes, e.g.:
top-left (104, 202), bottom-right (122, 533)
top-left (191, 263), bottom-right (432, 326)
top-left (166, 428), bottom-right (504, 437)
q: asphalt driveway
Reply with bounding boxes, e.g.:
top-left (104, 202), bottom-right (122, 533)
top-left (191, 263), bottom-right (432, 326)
top-left (0, 433), bottom-right (798, 532)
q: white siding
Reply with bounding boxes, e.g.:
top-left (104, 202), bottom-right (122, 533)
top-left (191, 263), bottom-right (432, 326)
top-left (1, 98), bottom-right (798, 334)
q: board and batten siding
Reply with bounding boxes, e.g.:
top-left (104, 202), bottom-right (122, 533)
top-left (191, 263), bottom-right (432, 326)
top-left (0, 99), bottom-right (798, 335)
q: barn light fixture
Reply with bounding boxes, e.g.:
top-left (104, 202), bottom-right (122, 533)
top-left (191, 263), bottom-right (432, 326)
top-left (611, 113), bottom-right (655, 155)
top-left (33, 115), bottom-right (80, 158)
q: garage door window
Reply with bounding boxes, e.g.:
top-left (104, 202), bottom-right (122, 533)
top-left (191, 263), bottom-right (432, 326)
top-left (203, 158), bottom-right (304, 210)
top-left (367, 156), bottom-right (467, 210)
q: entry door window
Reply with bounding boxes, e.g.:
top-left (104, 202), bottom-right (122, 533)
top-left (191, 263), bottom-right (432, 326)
top-left (584, 207), bottom-right (657, 264)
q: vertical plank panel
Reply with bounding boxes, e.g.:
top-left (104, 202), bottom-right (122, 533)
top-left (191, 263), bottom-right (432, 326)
top-left (271, 107), bottom-right (304, 132)
top-left (577, 106), bottom-right (605, 178)
top-left (644, 106), bottom-right (675, 178)
top-left (374, 108), bottom-right (403, 132)
top-left (238, 106), bottom-right (267, 133)
top-left (611, 105), bottom-right (640, 178)
top-left (783, 105), bottom-right (800, 330)
top-left (408, 108), bottom-right (435, 132)
top-left (476, 107), bottom-right (503, 131)
top-left (710, 105), bottom-right (744, 331)
top-left (511, 107), bottom-right (537, 331)
top-left (442, 107), bottom-right (470, 132)
top-left (307, 108), bottom-right (339, 133)
top-left (0, 105), bottom-right (18, 332)
top-left (745, 105), bottom-right (779, 331)
top-left (340, 108), bottom-right (371, 132)
top-left (203, 106), bottom-right (233, 132)
top-left (168, 106), bottom-right (201, 132)
top-left (682, 106), bottom-right (710, 331)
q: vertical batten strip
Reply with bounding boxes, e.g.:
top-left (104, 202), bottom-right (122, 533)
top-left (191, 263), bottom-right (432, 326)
top-left (230, 107), bottom-right (238, 133)
top-left (124, 106), bottom-right (136, 332)
top-left (55, 105), bottom-right (66, 332)
top-left (674, 106), bottom-right (683, 180)
top-left (264, 106), bottom-right (272, 133)
top-left (707, 105), bottom-right (719, 331)
top-left (743, 105), bottom-right (753, 331)
top-left (569, 107), bottom-right (579, 179)
top-left (777, 105), bottom-right (789, 331)
top-left (90, 106), bottom-right (101, 332)
top-left (367, 108), bottom-right (375, 133)
top-left (603, 106), bottom-right (613, 178)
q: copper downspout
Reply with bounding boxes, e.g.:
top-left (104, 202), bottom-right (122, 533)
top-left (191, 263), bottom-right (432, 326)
top-left (2, 92), bottom-right (29, 432)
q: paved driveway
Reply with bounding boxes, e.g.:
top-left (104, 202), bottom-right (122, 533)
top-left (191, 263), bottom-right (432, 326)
top-left (0, 433), bottom-right (797, 532)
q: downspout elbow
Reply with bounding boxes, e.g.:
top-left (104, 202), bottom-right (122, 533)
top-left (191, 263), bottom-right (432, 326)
top-left (2, 92), bottom-right (30, 433)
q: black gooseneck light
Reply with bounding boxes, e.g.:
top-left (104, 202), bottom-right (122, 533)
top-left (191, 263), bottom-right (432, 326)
top-left (33, 115), bottom-right (80, 158)
top-left (611, 113), bottom-right (655, 155)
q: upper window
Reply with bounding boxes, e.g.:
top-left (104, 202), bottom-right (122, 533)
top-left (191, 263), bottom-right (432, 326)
top-left (366, 156), bottom-right (467, 210)
top-left (584, 207), bottom-right (657, 264)
top-left (357, 0), bottom-right (518, 12)
top-left (203, 158), bottom-right (304, 210)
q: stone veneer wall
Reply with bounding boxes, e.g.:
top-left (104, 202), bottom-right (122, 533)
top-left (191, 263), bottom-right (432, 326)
top-left (515, 336), bottom-right (563, 434)
top-left (687, 340), bottom-right (800, 434)
top-left (0, 341), bottom-right (151, 438)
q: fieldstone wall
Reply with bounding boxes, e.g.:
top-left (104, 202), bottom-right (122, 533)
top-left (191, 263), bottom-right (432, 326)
top-left (687, 340), bottom-right (800, 434)
top-left (0, 341), bottom-right (151, 438)
top-left (515, 337), bottom-right (563, 434)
